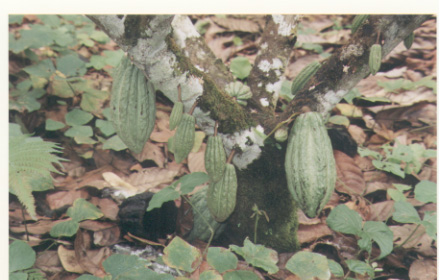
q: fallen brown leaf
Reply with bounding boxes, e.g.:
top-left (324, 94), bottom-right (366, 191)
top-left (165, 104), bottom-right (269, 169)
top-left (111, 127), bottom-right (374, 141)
top-left (297, 224), bottom-right (333, 244)
top-left (348, 124), bottom-right (367, 146)
top-left (45, 189), bottom-right (90, 211)
top-left (10, 219), bottom-right (66, 235)
top-left (188, 143), bottom-right (206, 173)
top-left (334, 150), bottom-right (366, 196)
top-left (35, 250), bottom-right (63, 275)
top-left (409, 259), bottom-right (437, 280)
top-left (58, 245), bottom-right (85, 274)
top-left (390, 224), bottom-right (436, 257)
top-left (132, 141), bottom-right (166, 167)
top-left (369, 201), bottom-right (395, 221)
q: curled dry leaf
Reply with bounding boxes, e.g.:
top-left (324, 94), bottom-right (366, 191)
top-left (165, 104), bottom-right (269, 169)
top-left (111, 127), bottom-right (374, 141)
top-left (347, 124), bottom-right (367, 145)
top-left (10, 219), bottom-right (66, 235)
top-left (409, 259), bottom-right (437, 280)
top-left (58, 245), bottom-right (85, 274)
top-left (79, 220), bottom-right (120, 247)
top-left (126, 167), bottom-right (179, 192)
top-left (390, 224), bottom-right (436, 257)
top-left (334, 150), bottom-right (366, 196)
top-left (46, 189), bottom-right (90, 211)
top-left (132, 141), bottom-right (166, 168)
top-left (369, 200), bottom-right (395, 221)
top-left (35, 250), bottom-right (63, 274)
top-left (297, 224), bottom-right (333, 244)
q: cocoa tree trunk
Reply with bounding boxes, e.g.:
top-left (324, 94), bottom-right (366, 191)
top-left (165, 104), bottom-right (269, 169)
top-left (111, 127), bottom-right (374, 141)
top-left (88, 14), bottom-right (430, 251)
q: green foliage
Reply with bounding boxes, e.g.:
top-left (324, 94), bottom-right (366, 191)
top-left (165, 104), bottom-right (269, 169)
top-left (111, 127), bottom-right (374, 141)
top-left (9, 240), bottom-right (45, 280)
top-left (230, 56), bottom-right (252, 80)
top-left (223, 270), bottom-right (260, 280)
top-left (377, 76), bottom-right (437, 94)
top-left (163, 237), bottom-right (202, 273)
top-left (230, 237), bottom-right (279, 274)
top-left (346, 259), bottom-right (374, 278)
top-left (50, 198), bottom-right (103, 237)
top-left (358, 142), bottom-right (436, 178)
top-left (285, 251), bottom-right (331, 280)
top-left (207, 247), bottom-right (238, 273)
top-left (9, 125), bottom-right (65, 219)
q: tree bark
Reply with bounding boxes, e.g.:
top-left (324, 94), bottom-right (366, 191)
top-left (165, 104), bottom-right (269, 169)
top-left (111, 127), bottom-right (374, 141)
top-left (88, 14), bottom-right (430, 251)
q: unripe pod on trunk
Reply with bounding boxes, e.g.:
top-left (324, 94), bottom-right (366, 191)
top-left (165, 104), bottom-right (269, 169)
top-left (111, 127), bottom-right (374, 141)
top-left (291, 61), bottom-right (321, 95)
top-left (369, 44), bottom-right (382, 76)
top-left (207, 163), bottom-right (237, 222)
top-left (351, 15), bottom-right (369, 34)
top-left (173, 113), bottom-right (195, 163)
top-left (205, 135), bottom-right (227, 183)
top-left (169, 101), bottom-right (183, 130)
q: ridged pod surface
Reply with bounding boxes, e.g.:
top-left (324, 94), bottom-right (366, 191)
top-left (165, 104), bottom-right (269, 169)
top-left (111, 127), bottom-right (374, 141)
top-left (369, 44), bottom-right (382, 76)
top-left (207, 163), bottom-right (237, 222)
top-left (111, 56), bottom-right (156, 154)
top-left (174, 113), bottom-right (195, 163)
top-left (285, 112), bottom-right (336, 218)
top-left (186, 186), bottom-right (226, 242)
top-left (205, 135), bottom-right (227, 183)
top-left (351, 15), bottom-right (369, 34)
top-left (291, 61), bottom-right (321, 95)
top-left (169, 101), bottom-right (183, 130)
top-left (404, 32), bottom-right (415, 50)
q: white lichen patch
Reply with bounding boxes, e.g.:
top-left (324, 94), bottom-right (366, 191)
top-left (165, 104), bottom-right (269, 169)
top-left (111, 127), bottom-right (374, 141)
top-left (258, 82), bottom-right (263, 87)
top-left (261, 42), bottom-right (268, 50)
top-left (272, 14), bottom-right (298, 36)
top-left (258, 60), bottom-right (272, 73)
top-left (220, 126), bottom-right (266, 169)
top-left (317, 89), bottom-right (347, 116)
top-left (260, 98), bottom-right (270, 107)
top-left (171, 15), bottom-right (200, 48)
top-left (340, 44), bottom-right (364, 61)
top-left (272, 58), bottom-right (283, 69)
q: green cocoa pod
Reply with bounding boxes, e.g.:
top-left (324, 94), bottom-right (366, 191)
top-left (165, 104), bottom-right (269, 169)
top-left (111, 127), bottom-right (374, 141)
top-left (174, 113), bottom-right (195, 163)
top-left (207, 163), bottom-right (237, 222)
top-left (186, 186), bottom-right (226, 242)
top-left (351, 15), bottom-right (369, 34)
top-left (274, 127), bottom-right (288, 142)
top-left (285, 112), bottom-right (336, 218)
top-left (205, 135), bottom-right (227, 183)
top-left (291, 61), bottom-right (321, 95)
top-left (404, 32), bottom-right (415, 50)
top-left (111, 56), bottom-right (156, 154)
top-left (169, 101), bottom-right (183, 130)
top-left (225, 81), bottom-right (252, 106)
top-left (369, 44), bottom-right (382, 76)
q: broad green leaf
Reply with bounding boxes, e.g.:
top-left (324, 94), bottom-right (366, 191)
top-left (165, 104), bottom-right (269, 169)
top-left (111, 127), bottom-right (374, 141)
top-left (147, 186), bottom-right (180, 211)
top-left (357, 96), bottom-right (391, 103)
top-left (103, 50), bottom-right (124, 67)
top-left (179, 172), bottom-right (209, 195)
top-left (358, 147), bottom-right (381, 160)
top-left (422, 149), bottom-right (437, 158)
top-left (102, 135), bottom-right (128, 151)
top-left (17, 79), bottom-right (32, 91)
top-left (362, 221), bottom-right (394, 259)
top-left (422, 211), bottom-right (437, 240)
top-left (335, 103), bottom-right (363, 118)
top-left (328, 260), bottom-right (344, 277)
top-left (46, 119), bottom-right (66, 131)
top-left (280, 80), bottom-right (294, 101)
top-left (343, 88), bottom-right (361, 104)
top-left (67, 198), bottom-right (103, 222)
top-left (56, 54), bottom-right (87, 77)
top-left (301, 42), bottom-right (324, 53)
top-left (96, 119), bottom-right (116, 137)
top-left (372, 160), bottom-right (405, 178)
top-left (50, 220), bottom-right (79, 237)
top-left (80, 88), bottom-right (109, 113)
top-left (191, 131), bottom-right (206, 153)
top-left (51, 77), bottom-right (75, 98)
top-left (200, 270), bottom-right (222, 280)
top-left (53, 28), bottom-right (75, 47)
top-left (393, 183), bottom-right (411, 192)
top-left (223, 270), bottom-right (260, 280)
top-left (76, 33), bottom-right (95, 47)
top-left (230, 56), bottom-right (252, 80)
top-left (30, 75), bottom-right (48, 89)
top-left (29, 176), bottom-right (54, 192)
top-left (23, 59), bottom-right (55, 78)
top-left (90, 30), bottom-right (110, 43)
top-left (390, 144), bottom-right (413, 162)
top-left (230, 237), bottom-right (279, 274)
top-left (163, 237), bottom-right (202, 273)
top-left (357, 233), bottom-right (372, 254)
top-left (9, 15), bottom-right (24, 24)
top-left (285, 251), bottom-right (330, 280)
top-left (207, 247), bottom-right (238, 273)
top-left (414, 180), bottom-right (436, 203)
top-left (328, 115), bottom-right (350, 127)
top-left (9, 33), bottom-right (30, 53)
top-left (392, 201), bottom-right (421, 224)
top-left (76, 275), bottom-right (102, 280)
top-left (65, 108), bottom-right (94, 126)
top-left (64, 125), bottom-right (93, 138)
top-left (103, 254), bottom-right (152, 279)
top-left (37, 15), bottom-right (61, 27)
top-left (9, 272), bottom-right (28, 280)
top-left (346, 259), bottom-right (374, 278)
top-left (74, 136), bottom-right (97, 145)
top-left (233, 36), bottom-right (243, 46)
top-left (387, 188), bottom-right (407, 202)
top-left (9, 240), bottom-right (36, 272)
top-left (326, 205), bottom-right (363, 236)
top-left (87, 55), bottom-right (108, 70)
top-left (19, 25), bottom-right (55, 49)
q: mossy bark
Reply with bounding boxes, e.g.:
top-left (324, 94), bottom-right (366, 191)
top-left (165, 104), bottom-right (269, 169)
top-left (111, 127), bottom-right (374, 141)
top-left (223, 143), bottom-right (300, 252)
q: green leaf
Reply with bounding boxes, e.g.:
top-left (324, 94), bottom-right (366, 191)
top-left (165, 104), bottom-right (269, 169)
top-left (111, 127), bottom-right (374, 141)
top-left (392, 201), bottom-right (421, 224)
top-left (328, 115), bottom-right (350, 127)
top-left (19, 25), bottom-right (55, 49)
top-left (147, 186), bottom-right (180, 211)
top-left (46, 119), bottom-right (66, 131)
top-left (76, 33), bottom-right (95, 47)
top-left (67, 198), bottom-right (103, 222)
top-left (422, 211), bottom-right (437, 240)
top-left (343, 88), bottom-right (361, 104)
top-left (372, 160), bottom-right (405, 178)
top-left (207, 247), bottom-right (238, 273)
top-left (223, 270), bottom-right (260, 280)
top-left (357, 96), bottom-right (391, 103)
top-left (301, 42), bottom-right (324, 53)
top-left (37, 15), bottom-right (61, 27)
top-left (346, 259), bottom-right (374, 278)
top-left (326, 205), bottom-right (363, 236)
top-left (87, 55), bottom-right (108, 70)
top-left (51, 77), bottom-right (75, 98)
top-left (65, 108), bottom-right (94, 126)
top-left (387, 188), bottom-right (407, 202)
top-left (179, 172), bottom-right (209, 195)
top-left (393, 183), bottom-right (412, 192)
top-left (9, 272), bottom-right (28, 280)
top-left (103, 254), bottom-right (152, 279)
top-left (285, 251), bottom-right (330, 280)
top-left (96, 119), bottom-right (116, 137)
top-left (358, 147), bottom-right (382, 160)
top-left (362, 221), bottom-right (394, 259)
top-left (75, 275), bottom-right (102, 280)
top-left (50, 220), bottom-right (79, 237)
top-left (53, 28), bottom-right (75, 47)
top-left (90, 30), bottom-right (110, 43)
top-left (163, 237), bottom-right (202, 273)
top-left (191, 131), bottom-right (206, 153)
top-left (23, 59), bottom-right (55, 78)
top-left (280, 80), bottom-right (294, 101)
top-left (103, 50), bottom-right (125, 67)
top-left (102, 135), bottom-right (128, 151)
top-left (200, 270), bottom-right (223, 280)
top-left (80, 88), bottom-right (109, 113)
top-left (9, 240), bottom-right (36, 272)
top-left (414, 180), bottom-right (436, 203)
top-left (56, 54), bottom-right (87, 77)
top-left (233, 36), bottom-right (243, 46)
top-left (230, 237), bottom-right (279, 274)
top-left (230, 56), bottom-right (252, 80)
top-left (64, 125), bottom-right (93, 138)
top-left (9, 15), bottom-right (24, 24)
top-left (328, 260), bottom-right (344, 277)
